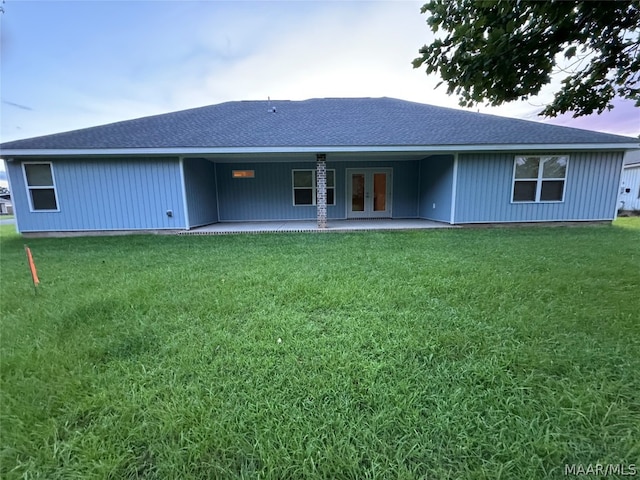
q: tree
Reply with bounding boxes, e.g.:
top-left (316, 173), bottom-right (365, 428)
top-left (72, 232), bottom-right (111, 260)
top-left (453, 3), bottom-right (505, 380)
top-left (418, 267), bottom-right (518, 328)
top-left (412, 0), bottom-right (640, 117)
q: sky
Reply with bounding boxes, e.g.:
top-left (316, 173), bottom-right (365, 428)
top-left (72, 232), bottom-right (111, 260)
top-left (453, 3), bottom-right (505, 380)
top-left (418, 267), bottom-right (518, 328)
top-left (0, 0), bottom-right (639, 184)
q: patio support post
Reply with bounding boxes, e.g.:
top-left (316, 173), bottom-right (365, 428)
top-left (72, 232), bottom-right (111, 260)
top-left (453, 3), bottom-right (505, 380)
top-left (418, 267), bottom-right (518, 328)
top-left (316, 154), bottom-right (327, 229)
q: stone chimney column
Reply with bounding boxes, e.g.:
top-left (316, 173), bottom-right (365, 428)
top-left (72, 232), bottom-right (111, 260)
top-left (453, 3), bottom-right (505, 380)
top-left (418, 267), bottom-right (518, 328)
top-left (316, 154), bottom-right (327, 229)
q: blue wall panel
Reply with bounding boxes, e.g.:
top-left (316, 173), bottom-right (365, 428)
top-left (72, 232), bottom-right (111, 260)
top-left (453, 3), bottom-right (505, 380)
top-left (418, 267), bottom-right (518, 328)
top-left (9, 157), bottom-right (185, 232)
top-left (454, 151), bottom-right (625, 223)
top-left (8, 151), bottom-right (624, 231)
top-left (216, 161), bottom-right (318, 221)
top-left (216, 159), bottom-right (420, 221)
top-left (7, 161), bottom-right (29, 233)
top-left (183, 158), bottom-right (218, 227)
top-left (418, 155), bottom-right (453, 222)
top-left (390, 160), bottom-right (420, 218)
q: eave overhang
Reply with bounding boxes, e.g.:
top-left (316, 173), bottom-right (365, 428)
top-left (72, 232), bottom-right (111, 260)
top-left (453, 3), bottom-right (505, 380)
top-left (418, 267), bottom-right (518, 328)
top-left (1, 142), bottom-right (638, 158)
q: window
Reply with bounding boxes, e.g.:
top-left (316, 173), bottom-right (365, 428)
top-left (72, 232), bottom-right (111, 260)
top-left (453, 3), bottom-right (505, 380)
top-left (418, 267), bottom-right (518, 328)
top-left (512, 156), bottom-right (568, 202)
top-left (23, 162), bottom-right (59, 211)
top-left (292, 169), bottom-right (335, 206)
top-left (232, 170), bottom-right (255, 178)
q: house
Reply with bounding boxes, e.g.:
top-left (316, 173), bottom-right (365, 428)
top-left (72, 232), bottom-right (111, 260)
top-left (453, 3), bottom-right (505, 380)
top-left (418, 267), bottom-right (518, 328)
top-left (618, 151), bottom-right (640, 213)
top-left (0, 197), bottom-right (12, 215)
top-left (0, 186), bottom-right (11, 215)
top-left (0, 97), bottom-right (637, 235)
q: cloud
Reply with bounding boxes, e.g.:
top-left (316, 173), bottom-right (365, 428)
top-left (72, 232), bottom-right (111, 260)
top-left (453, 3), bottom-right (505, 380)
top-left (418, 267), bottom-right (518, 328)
top-left (2, 101), bottom-right (33, 111)
top-left (541, 98), bottom-right (640, 137)
top-left (0, 0), bottom-right (636, 143)
top-left (169, 1), bottom-right (438, 106)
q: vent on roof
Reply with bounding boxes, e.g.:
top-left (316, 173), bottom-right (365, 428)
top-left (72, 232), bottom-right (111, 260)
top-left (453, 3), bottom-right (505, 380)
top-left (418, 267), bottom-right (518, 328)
top-left (267, 97), bottom-right (276, 113)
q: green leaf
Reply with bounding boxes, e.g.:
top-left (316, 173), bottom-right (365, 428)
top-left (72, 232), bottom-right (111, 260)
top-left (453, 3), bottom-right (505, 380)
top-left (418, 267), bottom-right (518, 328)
top-left (414, 0), bottom-right (639, 117)
top-left (564, 46), bottom-right (577, 59)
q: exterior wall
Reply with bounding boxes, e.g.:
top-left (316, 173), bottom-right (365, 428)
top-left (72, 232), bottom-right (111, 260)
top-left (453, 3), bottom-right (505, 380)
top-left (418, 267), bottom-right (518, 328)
top-left (418, 155), bottom-right (453, 222)
top-left (618, 165), bottom-right (640, 211)
top-left (215, 159), bottom-right (420, 221)
top-left (0, 200), bottom-right (12, 215)
top-left (183, 158), bottom-right (218, 227)
top-left (8, 157), bottom-right (185, 232)
top-left (8, 151), bottom-right (623, 231)
top-left (453, 151), bottom-right (624, 223)
top-left (388, 160), bottom-right (420, 218)
top-left (216, 161), bottom-right (317, 221)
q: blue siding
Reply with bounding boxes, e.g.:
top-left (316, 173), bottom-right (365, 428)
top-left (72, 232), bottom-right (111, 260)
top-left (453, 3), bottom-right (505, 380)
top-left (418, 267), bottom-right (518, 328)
top-left (183, 158), bottom-right (218, 227)
top-left (618, 165), bottom-right (640, 211)
top-left (9, 151), bottom-right (621, 231)
top-left (216, 162), bottom-right (317, 221)
top-left (418, 155), bottom-right (453, 222)
top-left (8, 157), bottom-right (185, 232)
top-left (216, 160), bottom-right (420, 221)
top-left (391, 160), bottom-right (420, 218)
top-left (453, 151), bottom-right (624, 223)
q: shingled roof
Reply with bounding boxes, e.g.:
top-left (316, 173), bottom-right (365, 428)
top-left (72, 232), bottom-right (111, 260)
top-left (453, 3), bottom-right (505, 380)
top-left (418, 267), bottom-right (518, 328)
top-left (0, 97), bottom-right (636, 151)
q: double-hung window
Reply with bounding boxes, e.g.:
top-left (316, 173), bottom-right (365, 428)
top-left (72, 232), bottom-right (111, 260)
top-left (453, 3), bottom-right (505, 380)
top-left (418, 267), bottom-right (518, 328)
top-left (512, 156), bottom-right (568, 202)
top-left (292, 169), bottom-right (335, 206)
top-left (23, 162), bottom-right (59, 211)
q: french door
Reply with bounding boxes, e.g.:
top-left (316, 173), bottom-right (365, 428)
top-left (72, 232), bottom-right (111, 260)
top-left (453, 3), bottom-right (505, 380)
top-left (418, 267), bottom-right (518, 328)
top-left (346, 168), bottom-right (392, 218)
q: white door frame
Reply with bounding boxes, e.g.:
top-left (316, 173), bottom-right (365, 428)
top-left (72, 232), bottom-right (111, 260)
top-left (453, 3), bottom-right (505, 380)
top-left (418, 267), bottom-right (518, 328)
top-left (345, 168), bottom-right (393, 218)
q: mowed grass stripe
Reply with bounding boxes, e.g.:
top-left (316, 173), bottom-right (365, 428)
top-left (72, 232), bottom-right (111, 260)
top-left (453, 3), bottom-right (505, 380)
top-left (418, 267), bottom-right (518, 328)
top-left (1, 221), bottom-right (639, 479)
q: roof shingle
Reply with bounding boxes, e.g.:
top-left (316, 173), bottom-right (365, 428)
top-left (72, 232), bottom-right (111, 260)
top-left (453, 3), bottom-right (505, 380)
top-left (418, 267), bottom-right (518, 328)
top-left (0, 97), bottom-right (635, 151)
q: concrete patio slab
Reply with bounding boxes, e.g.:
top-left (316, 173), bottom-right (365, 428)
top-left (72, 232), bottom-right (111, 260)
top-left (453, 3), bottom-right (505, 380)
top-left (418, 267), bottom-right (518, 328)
top-left (180, 219), bottom-right (454, 235)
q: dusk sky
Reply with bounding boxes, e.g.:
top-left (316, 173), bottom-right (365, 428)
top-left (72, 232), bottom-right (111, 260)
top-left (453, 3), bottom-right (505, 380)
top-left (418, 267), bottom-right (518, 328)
top-left (1, 0), bottom-right (639, 161)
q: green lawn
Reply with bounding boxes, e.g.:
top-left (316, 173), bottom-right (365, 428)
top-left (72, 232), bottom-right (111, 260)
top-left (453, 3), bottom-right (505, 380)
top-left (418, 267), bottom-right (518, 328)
top-left (1, 221), bottom-right (639, 479)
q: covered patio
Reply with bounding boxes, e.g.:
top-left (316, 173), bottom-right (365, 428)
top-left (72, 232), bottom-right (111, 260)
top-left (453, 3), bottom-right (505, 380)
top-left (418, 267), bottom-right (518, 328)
top-left (180, 218), bottom-right (453, 235)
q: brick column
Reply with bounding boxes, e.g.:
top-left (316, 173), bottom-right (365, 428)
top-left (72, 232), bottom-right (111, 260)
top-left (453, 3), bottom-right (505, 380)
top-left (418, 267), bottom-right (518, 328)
top-left (316, 154), bottom-right (327, 229)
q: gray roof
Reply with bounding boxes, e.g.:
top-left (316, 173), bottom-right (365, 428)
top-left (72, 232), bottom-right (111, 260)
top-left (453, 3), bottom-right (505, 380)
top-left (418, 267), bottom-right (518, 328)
top-left (0, 97), bottom-right (636, 151)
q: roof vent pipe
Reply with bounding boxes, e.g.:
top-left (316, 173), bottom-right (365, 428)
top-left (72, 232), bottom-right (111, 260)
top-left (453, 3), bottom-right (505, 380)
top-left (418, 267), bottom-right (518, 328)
top-left (267, 96), bottom-right (276, 113)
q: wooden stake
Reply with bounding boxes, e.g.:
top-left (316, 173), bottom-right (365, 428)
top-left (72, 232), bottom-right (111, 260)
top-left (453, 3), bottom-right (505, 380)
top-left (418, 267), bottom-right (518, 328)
top-left (24, 244), bottom-right (40, 294)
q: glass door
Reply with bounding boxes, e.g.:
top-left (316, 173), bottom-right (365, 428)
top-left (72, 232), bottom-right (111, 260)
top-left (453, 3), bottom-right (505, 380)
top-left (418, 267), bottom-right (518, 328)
top-left (347, 169), bottom-right (392, 218)
top-left (351, 173), bottom-right (365, 212)
top-left (373, 173), bottom-right (387, 212)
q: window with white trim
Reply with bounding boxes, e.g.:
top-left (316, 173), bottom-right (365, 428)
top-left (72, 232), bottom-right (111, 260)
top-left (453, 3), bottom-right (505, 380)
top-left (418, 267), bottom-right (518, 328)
top-left (512, 155), bottom-right (568, 202)
top-left (23, 162), bottom-right (59, 211)
top-left (292, 169), bottom-right (335, 206)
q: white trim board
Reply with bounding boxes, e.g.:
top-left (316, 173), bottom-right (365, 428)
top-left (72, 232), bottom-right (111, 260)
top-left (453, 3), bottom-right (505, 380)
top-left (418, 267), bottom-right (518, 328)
top-left (450, 154), bottom-right (458, 225)
top-left (2, 143), bottom-right (637, 157)
top-left (178, 157), bottom-right (190, 229)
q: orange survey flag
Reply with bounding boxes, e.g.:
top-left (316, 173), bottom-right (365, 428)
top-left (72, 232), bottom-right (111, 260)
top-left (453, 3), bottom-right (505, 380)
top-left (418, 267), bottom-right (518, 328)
top-left (24, 245), bottom-right (40, 287)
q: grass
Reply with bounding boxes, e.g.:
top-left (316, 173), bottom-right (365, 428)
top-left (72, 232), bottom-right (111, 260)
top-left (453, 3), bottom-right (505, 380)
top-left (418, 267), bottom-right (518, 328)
top-left (1, 220), bottom-right (639, 479)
